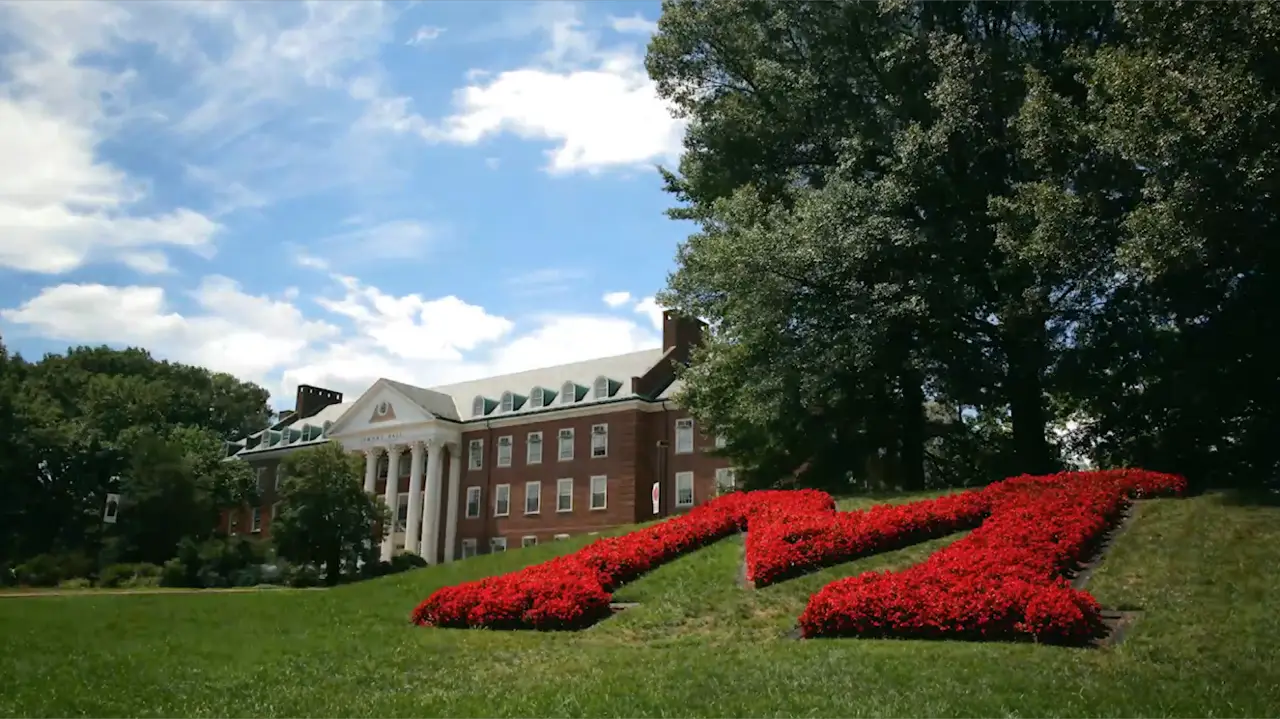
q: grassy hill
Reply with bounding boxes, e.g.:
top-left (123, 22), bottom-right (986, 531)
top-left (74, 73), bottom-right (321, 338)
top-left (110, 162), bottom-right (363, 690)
top-left (1, 492), bottom-right (1277, 717)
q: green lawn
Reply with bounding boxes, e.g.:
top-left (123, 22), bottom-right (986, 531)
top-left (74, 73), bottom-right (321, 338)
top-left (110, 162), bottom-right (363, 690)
top-left (1, 492), bottom-right (1277, 717)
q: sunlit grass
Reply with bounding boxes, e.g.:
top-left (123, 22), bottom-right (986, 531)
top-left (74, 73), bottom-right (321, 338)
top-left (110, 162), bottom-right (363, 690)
top-left (0, 493), bottom-right (1275, 717)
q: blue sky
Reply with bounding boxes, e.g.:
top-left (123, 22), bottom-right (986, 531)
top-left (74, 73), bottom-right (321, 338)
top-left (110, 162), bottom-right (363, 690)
top-left (0, 0), bottom-right (692, 408)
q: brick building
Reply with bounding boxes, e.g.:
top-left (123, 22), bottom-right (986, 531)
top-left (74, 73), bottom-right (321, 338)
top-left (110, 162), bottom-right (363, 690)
top-left (223, 311), bottom-right (736, 563)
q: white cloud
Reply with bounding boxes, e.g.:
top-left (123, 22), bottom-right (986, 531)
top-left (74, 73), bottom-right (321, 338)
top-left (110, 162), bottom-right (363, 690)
top-left (407, 25), bottom-right (445, 45)
top-left (314, 219), bottom-right (440, 264)
top-left (633, 295), bottom-right (664, 331)
top-left (609, 15), bottom-right (658, 36)
top-left (505, 267), bottom-right (589, 298)
top-left (0, 274), bottom-right (661, 407)
top-left (368, 2), bottom-right (685, 174)
top-left (602, 291), bottom-right (632, 307)
top-left (0, 277), bottom-right (338, 382)
top-left (0, 0), bottom-right (418, 276)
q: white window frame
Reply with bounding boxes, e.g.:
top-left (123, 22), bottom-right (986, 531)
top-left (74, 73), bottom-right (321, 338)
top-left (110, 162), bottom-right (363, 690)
top-left (715, 467), bottom-right (737, 496)
top-left (553, 533), bottom-right (570, 541)
top-left (521, 535), bottom-right (538, 548)
top-left (675, 419), bottom-right (695, 454)
top-left (494, 484), bottom-right (510, 517)
top-left (490, 537), bottom-right (507, 553)
top-left (524, 481), bottom-right (541, 515)
top-left (496, 435), bottom-right (513, 468)
top-left (558, 428), bottom-right (574, 461)
top-left (592, 375), bottom-right (609, 399)
top-left (500, 391), bottom-right (514, 413)
top-left (591, 423), bottom-right (608, 458)
top-left (468, 439), bottom-right (484, 470)
top-left (271, 502), bottom-right (280, 521)
top-left (465, 486), bottom-right (481, 519)
top-left (395, 491), bottom-right (409, 531)
top-left (715, 435), bottom-right (728, 449)
top-left (590, 475), bottom-right (608, 511)
top-left (251, 506), bottom-right (262, 533)
top-left (675, 471), bottom-right (695, 508)
top-left (557, 477), bottom-right (573, 512)
top-left (273, 466), bottom-right (282, 491)
top-left (461, 538), bottom-right (478, 559)
top-left (471, 396), bottom-right (485, 417)
top-left (560, 381), bottom-right (576, 404)
top-left (530, 387), bottom-right (544, 409)
top-left (256, 466), bottom-right (266, 490)
top-left (527, 431), bottom-right (543, 465)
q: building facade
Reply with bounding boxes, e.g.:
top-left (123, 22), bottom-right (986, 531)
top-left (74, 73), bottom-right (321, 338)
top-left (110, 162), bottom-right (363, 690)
top-left (223, 311), bottom-right (737, 563)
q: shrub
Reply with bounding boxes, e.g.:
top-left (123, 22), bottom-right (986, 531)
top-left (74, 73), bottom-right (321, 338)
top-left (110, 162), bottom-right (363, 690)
top-left (390, 552), bottom-right (428, 573)
top-left (98, 562), bottom-right (163, 589)
top-left (58, 577), bottom-right (92, 590)
top-left (159, 558), bottom-right (190, 588)
top-left (285, 564), bottom-right (321, 588)
top-left (14, 552), bottom-right (94, 587)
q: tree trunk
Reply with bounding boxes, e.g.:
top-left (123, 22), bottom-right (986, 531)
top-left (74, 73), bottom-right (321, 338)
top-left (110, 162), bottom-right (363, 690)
top-left (899, 368), bottom-right (927, 491)
top-left (1005, 314), bottom-right (1055, 476)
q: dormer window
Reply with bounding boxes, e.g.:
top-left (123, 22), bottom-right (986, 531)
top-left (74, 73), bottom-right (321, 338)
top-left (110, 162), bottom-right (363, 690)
top-left (500, 391), bottom-right (514, 413)
top-left (561, 381), bottom-right (577, 404)
top-left (471, 395), bottom-right (486, 417)
top-left (530, 387), bottom-right (545, 409)
top-left (592, 376), bottom-right (609, 400)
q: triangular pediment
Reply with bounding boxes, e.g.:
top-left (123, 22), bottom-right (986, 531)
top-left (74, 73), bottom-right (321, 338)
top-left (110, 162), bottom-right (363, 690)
top-left (326, 380), bottom-right (436, 436)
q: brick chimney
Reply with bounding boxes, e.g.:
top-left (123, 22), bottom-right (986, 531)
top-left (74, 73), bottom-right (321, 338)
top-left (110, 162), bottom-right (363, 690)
top-left (663, 310), bottom-right (705, 364)
top-left (295, 384), bottom-right (343, 421)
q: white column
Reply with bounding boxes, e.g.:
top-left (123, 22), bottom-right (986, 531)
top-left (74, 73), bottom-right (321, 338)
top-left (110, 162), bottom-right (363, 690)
top-left (420, 440), bottom-right (444, 564)
top-left (362, 447), bottom-right (380, 493)
top-left (443, 442), bottom-right (462, 563)
top-left (381, 444), bottom-right (403, 561)
top-left (404, 441), bottom-right (426, 556)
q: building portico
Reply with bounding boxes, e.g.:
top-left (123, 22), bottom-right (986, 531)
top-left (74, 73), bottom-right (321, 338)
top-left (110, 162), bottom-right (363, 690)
top-left (325, 380), bottom-right (464, 563)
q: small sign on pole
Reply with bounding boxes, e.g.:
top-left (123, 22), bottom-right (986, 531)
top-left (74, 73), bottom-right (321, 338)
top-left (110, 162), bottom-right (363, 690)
top-left (651, 482), bottom-right (660, 515)
top-left (103, 493), bottom-right (120, 524)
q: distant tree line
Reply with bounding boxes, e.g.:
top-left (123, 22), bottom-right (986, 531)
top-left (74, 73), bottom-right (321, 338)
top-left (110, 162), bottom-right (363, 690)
top-left (649, 0), bottom-right (1280, 497)
top-left (0, 343), bottom-right (395, 588)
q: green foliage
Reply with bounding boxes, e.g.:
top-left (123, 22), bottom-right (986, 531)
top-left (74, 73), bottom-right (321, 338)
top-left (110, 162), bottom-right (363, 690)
top-left (272, 443), bottom-right (388, 586)
top-left (11, 552), bottom-right (94, 588)
top-left (160, 535), bottom-right (272, 588)
top-left (97, 563), bottom-right (163, 589)
top-left (1, 344), bottom-right (272, 567)
top-left (648, 0), bottom-right (1279, 495)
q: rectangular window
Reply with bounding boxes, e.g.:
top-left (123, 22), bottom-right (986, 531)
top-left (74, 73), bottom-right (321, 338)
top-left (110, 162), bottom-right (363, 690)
top-left (590, 475), bottom-right (608, 510)
top-left (497, 436), bottom-right (513, 467)
top-left (715, 467), bottom-right (737, 496)
top-left (227, 509), bottom-right (238, 535)
top-left (465, 486), bottom-right (481, 518)
top-left (675, 419), bottom-right (694, 454)
top-left (256, 466), bottom-right (267, 491)
top-left (591, 423), bottom-right (608, 458)
top-left (396, 492), bottom-right (409, 531)
top-left (251, 506), bottom-right (262, 533)
top-left (273, 466), bottom-right (283, 491)
top-left (527, 432), bottom-right (543, 465)
top-left (494, 484), bottom-right (510, 517)
top-left (468, 439), bottom-right (484, 470)
top-left (398, 453), bottom-right (412, 477)
top-left (271, 502), bottom-right (280, 521)
top-left (553, 533), bottom-right (570, 541)
top-left (525, 481), bottom-right (541, 514)
top-left (522, 535), bottom-right (538, 548)
top-left (715, 435), bottom-right (727, 450)
top-left (675, 471), bottom-right (695, 508)
top-left (461, 538), bottom-right (478, 559)
top-left (490, 537), bottom-right (507, 553)
top-left (558, 428), bottom-right (574, 461)
top-left (557, 478), bottom-right (573, 512)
